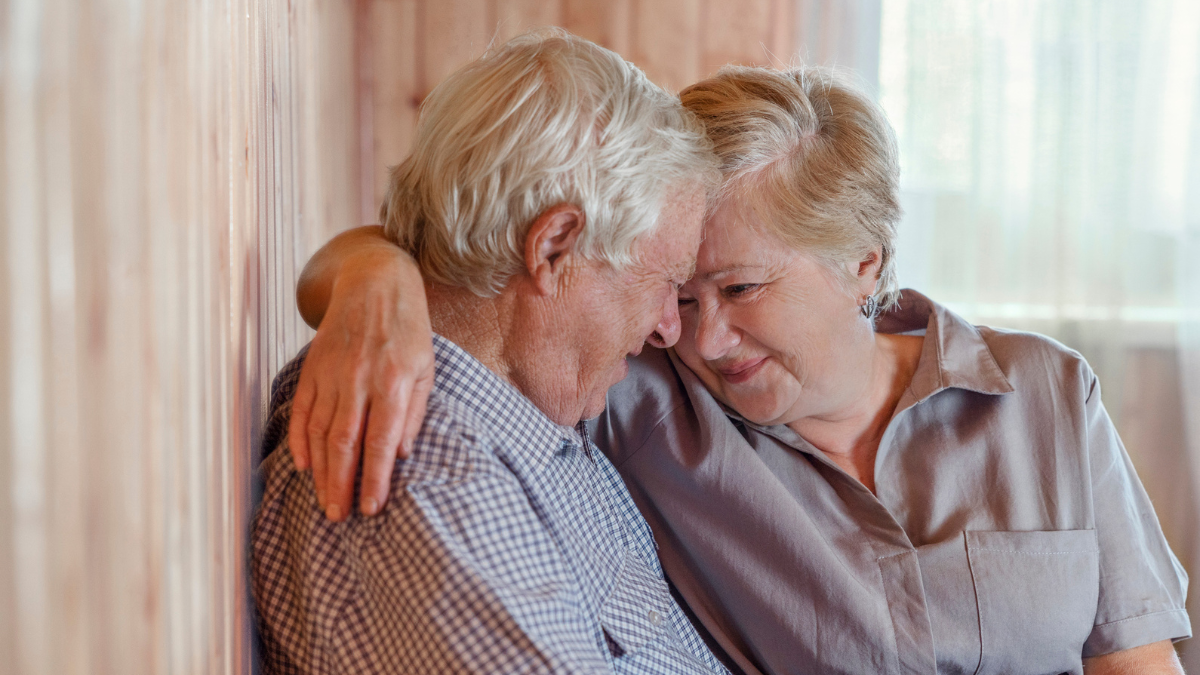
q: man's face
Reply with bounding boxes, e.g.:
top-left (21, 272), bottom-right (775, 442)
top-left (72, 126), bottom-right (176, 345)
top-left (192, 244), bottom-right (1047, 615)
top-left (569, 187), bottom-right (707, 420)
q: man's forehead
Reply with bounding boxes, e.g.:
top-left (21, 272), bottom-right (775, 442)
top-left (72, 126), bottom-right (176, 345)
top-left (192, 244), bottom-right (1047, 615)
top-left (671, 257), bottom-right (698, 281)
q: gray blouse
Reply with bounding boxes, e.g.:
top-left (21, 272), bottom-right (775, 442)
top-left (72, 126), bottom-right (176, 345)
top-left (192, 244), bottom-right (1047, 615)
top-left (590, 290), bottom-right (1190, 675)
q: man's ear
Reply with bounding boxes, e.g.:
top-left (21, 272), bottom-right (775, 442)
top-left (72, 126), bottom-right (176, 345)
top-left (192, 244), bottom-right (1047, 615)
top-left (525, 203), bottom-right (586, 296)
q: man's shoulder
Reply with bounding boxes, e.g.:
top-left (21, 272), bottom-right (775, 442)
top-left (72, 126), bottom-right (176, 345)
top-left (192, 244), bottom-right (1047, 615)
top-left (395, 390), bottom-right (512, 487)
top-left (259, 344), bottom-right (512, 485)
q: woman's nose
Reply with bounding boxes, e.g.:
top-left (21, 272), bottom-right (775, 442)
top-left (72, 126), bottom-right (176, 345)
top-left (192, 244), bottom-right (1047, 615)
top-left (647, 289), bottom-right (682, 349)
top-left (694, 304), bottom-right (739, 360)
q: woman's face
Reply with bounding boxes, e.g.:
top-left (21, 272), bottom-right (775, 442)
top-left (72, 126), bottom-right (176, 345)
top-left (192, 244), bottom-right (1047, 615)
top-left (675, 199), bottom-right (874, 427)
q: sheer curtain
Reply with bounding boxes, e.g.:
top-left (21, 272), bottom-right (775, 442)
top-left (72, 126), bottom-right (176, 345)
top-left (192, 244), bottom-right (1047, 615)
top-left (878, 0), bottom-right (1200, 664)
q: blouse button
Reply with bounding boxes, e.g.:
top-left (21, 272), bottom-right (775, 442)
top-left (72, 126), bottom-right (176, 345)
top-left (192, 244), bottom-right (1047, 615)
top-left (648, 610), bottom-right (663, 626)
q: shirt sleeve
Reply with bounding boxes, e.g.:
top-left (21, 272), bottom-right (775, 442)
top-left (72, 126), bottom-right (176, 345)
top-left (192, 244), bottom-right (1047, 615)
top-left (328, 454), bottom-right (617, 674)
top-left (1083, 371), bottom-right (1192, 656)
top-left (253, 413), bottom-right (615, 674)
top-left (358, 465), bottom-right (617, 673)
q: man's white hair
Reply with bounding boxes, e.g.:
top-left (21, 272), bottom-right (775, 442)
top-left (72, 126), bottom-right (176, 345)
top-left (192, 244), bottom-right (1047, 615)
top-left (381, 28), bottom-right (719, 296)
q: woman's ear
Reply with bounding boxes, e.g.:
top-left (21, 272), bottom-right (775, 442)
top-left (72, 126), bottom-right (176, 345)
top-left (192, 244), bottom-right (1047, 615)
top-left (853, 247), bottom-right (883, 295)
top-left (524, 203), bottom-right (586, 296)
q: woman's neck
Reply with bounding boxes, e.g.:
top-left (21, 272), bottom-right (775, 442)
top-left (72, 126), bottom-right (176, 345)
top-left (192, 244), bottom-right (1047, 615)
top-left (786, 332), bottom-right (924, 494)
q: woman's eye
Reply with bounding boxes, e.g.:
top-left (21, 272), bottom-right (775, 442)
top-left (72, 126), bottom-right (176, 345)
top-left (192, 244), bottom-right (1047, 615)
top-left (723, 283), bottom-right (759, 297)
top-left (677, 296), bottom-right (697, 307)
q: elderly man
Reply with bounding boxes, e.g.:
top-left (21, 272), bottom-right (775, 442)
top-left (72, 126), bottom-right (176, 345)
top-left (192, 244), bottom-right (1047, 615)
top-left (251, 30), bottom-right (728, 674)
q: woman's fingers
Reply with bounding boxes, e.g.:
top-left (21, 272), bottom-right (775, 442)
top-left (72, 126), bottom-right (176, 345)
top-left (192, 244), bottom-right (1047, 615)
top-left (306, 388), bottom-right (338, 511)
top-left (359, 391), bottom-right (407, 516)
top-left (286, 333), bottom-right (432, 522)
top-left (322, 389), bottom-right (368, 522)
top-left (357, 345), bottom-right (435, 513)
top-left (288, 373), bottom-right (316, 471)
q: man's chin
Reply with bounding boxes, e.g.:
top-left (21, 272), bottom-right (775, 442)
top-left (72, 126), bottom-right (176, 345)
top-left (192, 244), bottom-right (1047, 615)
top-left (578, 358), bottom-right (630, 421)
top-left (580, 397), bottom-right (608, 421)
top-left (615, 356), bottom-right (630, 381)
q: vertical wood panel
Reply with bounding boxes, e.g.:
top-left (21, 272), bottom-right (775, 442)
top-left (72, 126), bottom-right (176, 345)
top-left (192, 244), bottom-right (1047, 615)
top-left (0, 0), bottom-right (12, 659)
top-left (562, 0), bottom-right (634, 54)
top-left (1, 0), bottom-right (361, 673)
top-left (494, 0), bottom-right (565, 42)
top-left (630, 0), bottom-right (702, 92)
top-left (423, 0), bottom-right (492, 91)
top-left (769, 0), bottom-right (798, 66)
top-left (701, 0), bottom-right (778, 73)
top-left (370, 0), bottom-right (420, 212)
top-left (5, 1), bottom-right (51, 671)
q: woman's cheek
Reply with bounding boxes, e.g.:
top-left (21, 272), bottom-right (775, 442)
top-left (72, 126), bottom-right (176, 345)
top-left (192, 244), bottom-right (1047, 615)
top-left (671, 324), bottom-right (714, 385)
top-left (676, 310), bottom-right (699, 349)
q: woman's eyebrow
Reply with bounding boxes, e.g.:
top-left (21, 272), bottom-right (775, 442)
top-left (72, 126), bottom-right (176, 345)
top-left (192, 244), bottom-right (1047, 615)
top-left (700, 263), bottom-right (760, 281)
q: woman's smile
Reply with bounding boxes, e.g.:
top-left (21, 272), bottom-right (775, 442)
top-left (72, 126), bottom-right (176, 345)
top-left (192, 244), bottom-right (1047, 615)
top-left (716, 356), bottom-right (767, 384)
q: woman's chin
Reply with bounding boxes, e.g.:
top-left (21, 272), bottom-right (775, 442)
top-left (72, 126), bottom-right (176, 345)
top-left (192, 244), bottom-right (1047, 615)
top-left (722, 391), bottom-right (789, 426)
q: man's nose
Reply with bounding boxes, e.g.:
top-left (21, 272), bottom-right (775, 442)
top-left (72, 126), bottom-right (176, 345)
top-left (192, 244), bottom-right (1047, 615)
top-left (694, 304), bottom-right (738, 360)
top-left (647, 289), bottom-right (682, 349)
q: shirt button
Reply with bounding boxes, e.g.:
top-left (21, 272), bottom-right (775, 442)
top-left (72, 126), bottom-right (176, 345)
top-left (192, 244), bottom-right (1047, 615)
top-left (647, 610), bottom-right (663, 626)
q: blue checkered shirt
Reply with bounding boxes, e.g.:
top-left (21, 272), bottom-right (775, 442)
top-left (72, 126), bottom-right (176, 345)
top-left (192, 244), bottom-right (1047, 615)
top-left (252, 335), bottom-right (729, 674)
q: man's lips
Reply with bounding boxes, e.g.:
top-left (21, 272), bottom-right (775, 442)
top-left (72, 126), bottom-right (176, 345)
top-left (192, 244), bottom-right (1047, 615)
top-left (716, 357), bottom-right (767, 384)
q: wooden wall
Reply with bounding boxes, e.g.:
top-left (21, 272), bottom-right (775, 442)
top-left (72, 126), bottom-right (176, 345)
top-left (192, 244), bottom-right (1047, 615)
top-left (0, 0), bottom-right (359, 673)
top-left (357, 0), bottom-right (883, 220)
top-left (0, 1), bottom-right (879, 673)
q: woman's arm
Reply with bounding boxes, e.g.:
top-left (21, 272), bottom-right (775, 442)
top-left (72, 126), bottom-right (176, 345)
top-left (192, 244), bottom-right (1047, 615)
top-left (295, 226), bottom-right (410, 329)
top-left (1078, 363), bottom-right (1190, 672)
top-left (288, 225), bottom-right (434, 522)
top-left (1082, 640), bottom-right (1184, 675)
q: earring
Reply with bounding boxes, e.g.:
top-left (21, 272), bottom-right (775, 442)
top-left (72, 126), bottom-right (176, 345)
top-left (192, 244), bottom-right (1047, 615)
top-left (860, 294), bottom-right (878, 320)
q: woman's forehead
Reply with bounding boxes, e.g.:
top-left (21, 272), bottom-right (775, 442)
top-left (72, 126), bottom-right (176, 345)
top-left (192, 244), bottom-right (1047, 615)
top-left (699, 205), bottom-right (790, 271)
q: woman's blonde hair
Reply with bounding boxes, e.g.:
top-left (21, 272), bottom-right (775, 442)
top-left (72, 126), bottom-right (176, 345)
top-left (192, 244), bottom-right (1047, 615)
top-left (381, 29), bottom-right (719, 296)
top-left (680, 65), bottom-right (902, 309)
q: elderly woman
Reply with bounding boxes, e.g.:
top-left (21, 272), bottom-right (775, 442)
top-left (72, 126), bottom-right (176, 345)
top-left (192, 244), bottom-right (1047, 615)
top-left (286, 66), bottom-right (1190, 674)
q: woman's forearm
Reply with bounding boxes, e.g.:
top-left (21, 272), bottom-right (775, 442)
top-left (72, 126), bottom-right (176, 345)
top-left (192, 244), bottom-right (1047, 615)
top-left (1082, 640), bottom-right (1184, 675)
top-left (296, 225), bottom-right (418, 328)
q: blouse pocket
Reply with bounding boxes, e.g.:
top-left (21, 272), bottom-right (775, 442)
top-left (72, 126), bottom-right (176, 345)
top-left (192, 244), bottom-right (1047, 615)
top-left (597, 549), bottom-right (671, 659)
top-left (966, 530), bottom-right (1099, 675)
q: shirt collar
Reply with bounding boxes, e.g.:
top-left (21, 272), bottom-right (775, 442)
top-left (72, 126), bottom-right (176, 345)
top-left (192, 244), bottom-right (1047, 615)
top-left (430, 334), bottom-right (583, 474)
top-left (875, 289), bottom-right (1014, 402)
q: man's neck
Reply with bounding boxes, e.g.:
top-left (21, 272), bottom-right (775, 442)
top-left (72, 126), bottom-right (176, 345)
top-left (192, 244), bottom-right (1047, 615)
top-left (424, 280), bottom-right (584, 427)
top-left (425, 281), bottom-right (514, 384)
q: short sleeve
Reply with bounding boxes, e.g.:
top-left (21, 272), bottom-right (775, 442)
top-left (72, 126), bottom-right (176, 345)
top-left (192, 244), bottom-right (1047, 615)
top-left (253, 397), bottom-right (613, 674)
top-left (1083, 372), bottom-right (1192, 656)
top-left (351, 466), bottom-right (612, 674)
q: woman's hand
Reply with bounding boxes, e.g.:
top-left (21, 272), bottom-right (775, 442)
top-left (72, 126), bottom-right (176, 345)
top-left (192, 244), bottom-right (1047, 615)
top-left (287, 226), bottom-right (433, 521)
top-left (1082, 640), bottom-right (1184, 675)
